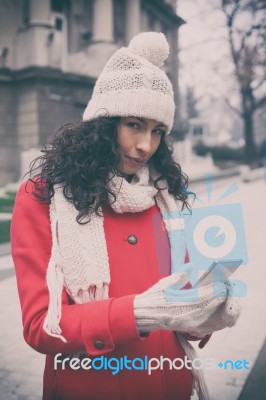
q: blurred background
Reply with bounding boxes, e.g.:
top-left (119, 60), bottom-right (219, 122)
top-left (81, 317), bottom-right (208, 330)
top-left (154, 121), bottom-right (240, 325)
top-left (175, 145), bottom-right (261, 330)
top-left (0, 1), bottom-right (265, 399)
top-left (0, 0), bottom-right (265, 189)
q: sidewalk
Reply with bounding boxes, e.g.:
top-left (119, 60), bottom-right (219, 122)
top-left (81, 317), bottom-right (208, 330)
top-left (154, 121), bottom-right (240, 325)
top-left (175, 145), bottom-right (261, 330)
top-left (0, 267), bottom-right (44, 400)
top-left (190, 177), bottom-right (266, 400)
top-left (0, 242), bottom-right (11, 256)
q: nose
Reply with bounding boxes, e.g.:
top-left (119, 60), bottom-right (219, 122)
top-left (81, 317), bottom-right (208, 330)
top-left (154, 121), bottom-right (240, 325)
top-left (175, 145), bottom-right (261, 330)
top-left (136, 132), bottom-right (153, 154)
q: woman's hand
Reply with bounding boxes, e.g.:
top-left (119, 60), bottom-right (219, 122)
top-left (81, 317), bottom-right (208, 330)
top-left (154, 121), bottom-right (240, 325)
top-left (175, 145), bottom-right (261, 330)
top-left (134, 270), bottom-right (242, 337)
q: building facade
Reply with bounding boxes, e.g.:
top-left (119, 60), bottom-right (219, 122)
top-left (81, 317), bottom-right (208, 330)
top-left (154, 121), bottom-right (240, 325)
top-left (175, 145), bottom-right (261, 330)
top-left (0, 0), bottom-right (184, 184)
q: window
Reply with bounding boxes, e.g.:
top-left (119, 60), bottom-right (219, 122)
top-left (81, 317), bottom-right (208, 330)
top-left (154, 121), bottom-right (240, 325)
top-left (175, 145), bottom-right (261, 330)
top-left (51, 0), bottom-right (64, 13)
top-left (193, 126), bottom-right (203, 136)
top-left (55, 16), bottom-right (63, 31)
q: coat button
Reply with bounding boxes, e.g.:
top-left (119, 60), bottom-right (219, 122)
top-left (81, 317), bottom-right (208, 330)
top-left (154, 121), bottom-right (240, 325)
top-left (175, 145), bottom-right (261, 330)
top-left (127, 234), bottom-right (138, 245)
top-left (94, 340), bottom-right (105, 350)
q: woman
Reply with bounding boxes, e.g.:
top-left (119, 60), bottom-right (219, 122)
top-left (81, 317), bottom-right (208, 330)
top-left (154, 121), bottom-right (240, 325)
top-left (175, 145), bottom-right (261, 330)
top-left (11, 32), bottom-right (240, 400)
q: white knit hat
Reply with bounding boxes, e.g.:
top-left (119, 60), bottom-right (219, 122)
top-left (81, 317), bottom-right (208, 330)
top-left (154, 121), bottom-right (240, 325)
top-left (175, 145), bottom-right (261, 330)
top-left (82, 32), bottom-right (175, 132)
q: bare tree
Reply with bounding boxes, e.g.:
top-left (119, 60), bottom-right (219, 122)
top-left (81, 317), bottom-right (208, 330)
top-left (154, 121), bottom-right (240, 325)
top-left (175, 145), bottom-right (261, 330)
top-left (186, 86), bottom-right (200, 119)
top-left (221, 0), bottom-right (266, 164)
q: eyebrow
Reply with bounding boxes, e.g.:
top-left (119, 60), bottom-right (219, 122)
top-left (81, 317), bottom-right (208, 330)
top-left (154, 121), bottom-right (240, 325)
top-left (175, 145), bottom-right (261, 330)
top-left (129, 117), bottom-right (166, 128)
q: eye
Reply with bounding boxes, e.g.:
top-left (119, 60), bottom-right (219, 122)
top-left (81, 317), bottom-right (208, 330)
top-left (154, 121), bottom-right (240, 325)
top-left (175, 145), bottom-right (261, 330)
top-left (152, 128), bottom-right (165, 136)
top-left (127, 122), bottom-right (140, 130)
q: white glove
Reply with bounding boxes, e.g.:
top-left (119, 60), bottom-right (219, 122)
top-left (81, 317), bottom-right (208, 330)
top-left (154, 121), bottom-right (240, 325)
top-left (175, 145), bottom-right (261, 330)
top-left (134, 271), bottom-right (241, 338)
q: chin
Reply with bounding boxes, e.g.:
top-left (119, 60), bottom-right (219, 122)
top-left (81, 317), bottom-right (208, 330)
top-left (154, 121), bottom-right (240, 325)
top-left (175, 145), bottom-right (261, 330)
top-left (125, 164), bottom-right (144, 174)
top-left (118, 159), bottom-right (144, 175)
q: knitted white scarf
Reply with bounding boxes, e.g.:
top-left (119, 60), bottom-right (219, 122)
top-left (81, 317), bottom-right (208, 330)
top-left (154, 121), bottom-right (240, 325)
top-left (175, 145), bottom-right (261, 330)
top-left (43, 164), bottom-right (209, 400)
top-left (43, 165), bottom-right (186, 337)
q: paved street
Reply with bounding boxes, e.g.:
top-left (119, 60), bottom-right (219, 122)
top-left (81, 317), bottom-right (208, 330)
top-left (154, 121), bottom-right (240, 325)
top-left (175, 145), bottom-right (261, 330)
top-left (0, 176), bottom-right (265, 400)
top-left (0, 254), bottom-right (44, 400)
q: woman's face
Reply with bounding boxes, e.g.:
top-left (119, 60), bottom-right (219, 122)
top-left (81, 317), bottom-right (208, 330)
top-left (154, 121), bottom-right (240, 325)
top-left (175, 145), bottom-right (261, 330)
top-left (116, 117), bottom-right (166, 175)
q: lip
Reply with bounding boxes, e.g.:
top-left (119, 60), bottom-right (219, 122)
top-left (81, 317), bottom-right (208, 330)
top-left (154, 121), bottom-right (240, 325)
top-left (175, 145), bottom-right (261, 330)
top-left (126, 156), bottom-right (145, 166)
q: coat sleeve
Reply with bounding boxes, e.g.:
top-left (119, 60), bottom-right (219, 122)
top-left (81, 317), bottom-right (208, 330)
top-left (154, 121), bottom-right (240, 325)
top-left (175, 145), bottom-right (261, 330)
top-left (11, 182), bottom-right (147, 356)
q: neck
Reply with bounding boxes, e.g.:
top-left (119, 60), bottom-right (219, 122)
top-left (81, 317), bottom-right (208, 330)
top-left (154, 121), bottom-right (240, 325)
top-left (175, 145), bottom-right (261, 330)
top-left (124, 174), bottom-right (135, 183)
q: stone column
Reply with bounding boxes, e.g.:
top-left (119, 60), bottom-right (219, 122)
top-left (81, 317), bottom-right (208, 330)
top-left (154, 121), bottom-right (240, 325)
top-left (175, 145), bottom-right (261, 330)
top-left (30, 0), bottom-right (51, 25)
top-left (125, 0), bottom-right (141, 44)
top-left (14, 0), bottom-right (52, 69)
top-left (93, 0), bottom-right (113, 41)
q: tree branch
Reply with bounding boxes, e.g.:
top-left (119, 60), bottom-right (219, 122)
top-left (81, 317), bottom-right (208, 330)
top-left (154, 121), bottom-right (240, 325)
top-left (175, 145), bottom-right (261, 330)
top-left (224, 98), bottom-right (243, 117)
top-left (253, 76), bottom-right (266, 91)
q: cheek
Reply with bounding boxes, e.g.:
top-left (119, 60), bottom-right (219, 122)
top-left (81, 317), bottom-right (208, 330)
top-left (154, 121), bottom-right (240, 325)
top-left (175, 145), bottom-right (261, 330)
top-left (117, 132), bottom-right (134, 153)
top-left (118, 139), bottom-right (129, 154)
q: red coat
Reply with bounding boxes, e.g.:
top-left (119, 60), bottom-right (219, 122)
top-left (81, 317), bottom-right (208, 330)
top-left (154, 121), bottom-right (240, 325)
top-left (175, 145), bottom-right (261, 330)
top-left (11, 181), bottom-right (193, 400)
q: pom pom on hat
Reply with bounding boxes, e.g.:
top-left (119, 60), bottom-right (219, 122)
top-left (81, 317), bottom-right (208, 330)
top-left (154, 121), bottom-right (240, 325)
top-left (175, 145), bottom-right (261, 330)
top-left (129, 32), bottom-right (169, 67)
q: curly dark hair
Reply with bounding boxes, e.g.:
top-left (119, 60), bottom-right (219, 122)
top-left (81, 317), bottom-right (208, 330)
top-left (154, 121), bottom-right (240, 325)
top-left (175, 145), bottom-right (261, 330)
top-left (28, 117), bottom-right (192, 223)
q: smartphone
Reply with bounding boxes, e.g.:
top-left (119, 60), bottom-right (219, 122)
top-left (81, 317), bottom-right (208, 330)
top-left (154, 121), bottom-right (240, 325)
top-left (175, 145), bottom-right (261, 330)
top-left (193, 258), bottom-right (243, 287)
